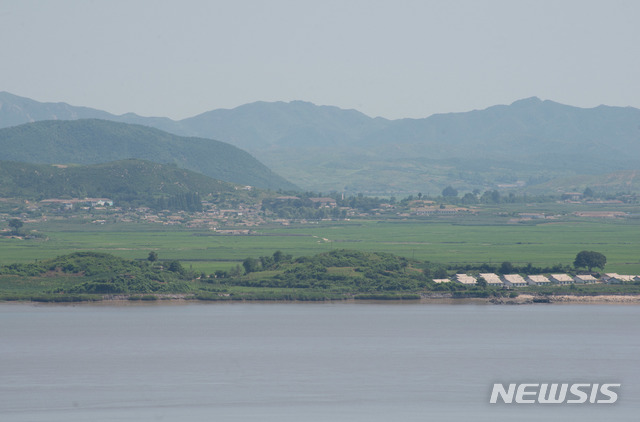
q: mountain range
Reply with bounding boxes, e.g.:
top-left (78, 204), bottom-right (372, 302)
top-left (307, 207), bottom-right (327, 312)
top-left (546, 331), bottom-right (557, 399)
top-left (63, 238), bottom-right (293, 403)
top-left (0, 118), bottom-right (296, 191)
top-left (2, 91), bottom-right (639, 194)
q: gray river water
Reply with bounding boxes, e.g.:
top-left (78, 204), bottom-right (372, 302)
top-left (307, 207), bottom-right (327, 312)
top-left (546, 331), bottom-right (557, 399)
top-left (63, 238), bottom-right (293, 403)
top-left (1, 302), bottom-right (638, 421)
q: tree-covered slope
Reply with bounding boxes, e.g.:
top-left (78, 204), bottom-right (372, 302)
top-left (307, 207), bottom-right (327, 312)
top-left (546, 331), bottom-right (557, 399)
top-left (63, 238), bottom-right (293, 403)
top-left (0, 159), bottom-right (250, 207)
top-left (0, 119), bottom-right (297, 190)
top-left (0, 252), bottom-right (193, 297)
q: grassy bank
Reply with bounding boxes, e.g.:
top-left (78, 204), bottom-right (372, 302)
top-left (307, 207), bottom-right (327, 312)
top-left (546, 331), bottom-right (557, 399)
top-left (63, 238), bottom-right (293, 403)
top-left (2, 249), bottom-right (639, 304)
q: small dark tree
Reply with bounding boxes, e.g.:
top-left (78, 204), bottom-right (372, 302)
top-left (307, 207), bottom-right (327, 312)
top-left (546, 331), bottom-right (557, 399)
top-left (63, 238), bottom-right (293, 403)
top-left (442, 186), bottom-right (458, 197)
top-left (242, 257), bottom-right (260, 273)
top-left (259, 255), bottom-right (274, 269)
top-left (461, 192), bottom-right (477, 204)
top-left (8, 219), bottom-right (23, 234)
top-left (499, 261), bottom-right (514, 274)
top-left (167, 260), bottom-right (184, 274)
top-left (574, 250), bottom-right (606, 271)
top-left (433, 267), bottom-right (448, 279)
top-left (480, 190), bottom-right (501, 203)
top-left (491, 190), bottom-right (501, 203)
top-left (273, 250), bottom-right (284, 263)
top-left (147, 251), bottom-right (158, 262)
top-left (583, 187), bottom-right (594, 198)
top-left (476, 277), bottom-right (488, 289)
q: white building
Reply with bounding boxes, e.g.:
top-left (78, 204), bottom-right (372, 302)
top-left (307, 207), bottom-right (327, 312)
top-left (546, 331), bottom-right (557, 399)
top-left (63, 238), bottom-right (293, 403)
top-left (602, 273), bottom-right (637, 284)
top-left (479, 273), bottom-right (504, 287)
top-left (550, 274), bottom-right (573, 285)
top-left (574, 274), bottom-right (598, 284)
top-left (86, 198), bottom-right (114, 207)
top-left (455, 274), bottom-right (477, 285)
top-left (526, 275), bottom-right (551, 286)
top-left (502, 274), bottom-right (527, 288)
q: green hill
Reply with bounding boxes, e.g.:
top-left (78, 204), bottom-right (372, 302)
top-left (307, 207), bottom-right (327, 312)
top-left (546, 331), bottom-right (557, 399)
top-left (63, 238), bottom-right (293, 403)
top-left (0, 119), bottom-right (297, 191)
top-left (0, 159), bottom-right (257, 208)
top-left (0, 252), bottom-right (194, 300)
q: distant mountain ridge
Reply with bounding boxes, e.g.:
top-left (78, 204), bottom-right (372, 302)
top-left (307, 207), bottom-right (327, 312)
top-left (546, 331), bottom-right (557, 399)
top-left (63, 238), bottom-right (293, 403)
top-left (0, 91), bottom-right (181, 133)
top-left (2, 91), bottom-right (640, 194)
top-left (0, 119), bottom-right (297, 191)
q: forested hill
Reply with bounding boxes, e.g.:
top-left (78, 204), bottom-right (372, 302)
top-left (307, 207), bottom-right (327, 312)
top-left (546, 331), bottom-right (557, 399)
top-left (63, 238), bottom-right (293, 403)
top-left (0, 159), bottom-right (252, 208)
top-left (0, 119), bottom-right (297, 191)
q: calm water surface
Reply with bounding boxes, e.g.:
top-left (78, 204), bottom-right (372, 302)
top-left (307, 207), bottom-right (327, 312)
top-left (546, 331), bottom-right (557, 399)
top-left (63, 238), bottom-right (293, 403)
top-left (1, 302), bottom-right (639, 421)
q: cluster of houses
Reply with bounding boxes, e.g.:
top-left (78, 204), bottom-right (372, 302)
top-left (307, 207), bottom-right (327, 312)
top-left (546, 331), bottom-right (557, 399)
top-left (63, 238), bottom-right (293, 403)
top-left (39, 198), bottom-right (114, 210)
top-left (23, 197), bottom-right (267, 228)
top-left (433, 273), bottom-right (640, 288)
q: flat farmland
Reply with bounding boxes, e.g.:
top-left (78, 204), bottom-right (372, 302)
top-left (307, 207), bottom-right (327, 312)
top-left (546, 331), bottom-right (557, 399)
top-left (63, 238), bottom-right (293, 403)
top-left (1, 217), bottom-right (639, 274)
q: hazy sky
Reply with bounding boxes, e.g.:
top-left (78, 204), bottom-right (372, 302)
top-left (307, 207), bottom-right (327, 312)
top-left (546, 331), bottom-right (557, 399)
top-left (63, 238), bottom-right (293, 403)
top-left (2, 0), bottom-right (639, 120)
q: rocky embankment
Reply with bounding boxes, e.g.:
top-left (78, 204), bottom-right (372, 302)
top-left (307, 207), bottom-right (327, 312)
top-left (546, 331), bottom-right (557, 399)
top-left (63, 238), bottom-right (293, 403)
top-left (490, 294), bottom-right (640, 305)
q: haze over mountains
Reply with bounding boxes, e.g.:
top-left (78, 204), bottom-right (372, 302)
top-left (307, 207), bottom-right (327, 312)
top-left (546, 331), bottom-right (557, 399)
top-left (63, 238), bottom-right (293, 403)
top-left (2, 91), bottom-right (639, 194)
top-left (0, 118), bottom-right (296, 191)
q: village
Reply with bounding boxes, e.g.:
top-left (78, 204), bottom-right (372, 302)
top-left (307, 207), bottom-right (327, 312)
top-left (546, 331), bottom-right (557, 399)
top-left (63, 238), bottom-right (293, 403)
top-left (435, 272), bottom-right (640, 288)
top-left (3, 195), bottom-right (481, 232)
top-left (4, 189), bottom-right (637, 235)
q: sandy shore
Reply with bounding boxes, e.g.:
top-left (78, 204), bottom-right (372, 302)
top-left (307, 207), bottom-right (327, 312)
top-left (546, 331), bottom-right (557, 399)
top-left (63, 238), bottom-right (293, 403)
top-left (545, 294), bottom-right (640, 304)
top-left (488, 294), bottom-right (640, 305)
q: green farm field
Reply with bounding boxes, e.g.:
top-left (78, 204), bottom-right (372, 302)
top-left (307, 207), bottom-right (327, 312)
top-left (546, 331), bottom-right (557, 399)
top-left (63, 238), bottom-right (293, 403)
top-left (3, 216), bottom-right (639, 274)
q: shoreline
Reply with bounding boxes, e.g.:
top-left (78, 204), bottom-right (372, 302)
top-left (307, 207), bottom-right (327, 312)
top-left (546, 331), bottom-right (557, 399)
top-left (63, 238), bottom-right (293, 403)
top-left (486, 294), bottom-right (640, 305)
top-left (3, 293), bottom-right (640, 306)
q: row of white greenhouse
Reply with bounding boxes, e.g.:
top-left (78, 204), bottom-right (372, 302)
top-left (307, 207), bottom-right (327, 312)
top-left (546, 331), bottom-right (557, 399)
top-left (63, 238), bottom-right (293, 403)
top-left (433, 273), bottom-right (640, 287)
